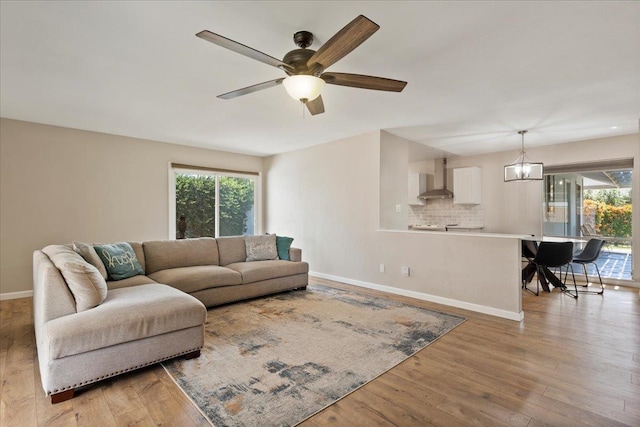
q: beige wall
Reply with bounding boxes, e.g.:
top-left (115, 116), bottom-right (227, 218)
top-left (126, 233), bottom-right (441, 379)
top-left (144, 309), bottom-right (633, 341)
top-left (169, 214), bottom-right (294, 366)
top-left (265, 131), bottom-right (523, 320)
top-left (0, 118), bottom-right (264, 295)
top-left (264, 131), bottom-right (381, 280)
top-left (379, 131), bottom-right (409, 230)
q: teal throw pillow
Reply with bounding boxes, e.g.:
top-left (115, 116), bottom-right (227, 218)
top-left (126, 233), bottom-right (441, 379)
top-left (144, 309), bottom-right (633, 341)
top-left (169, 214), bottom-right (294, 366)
top-left (276, 235), bottom-right (294, 261)
top-left (94, 242), bottom-right (144, 280)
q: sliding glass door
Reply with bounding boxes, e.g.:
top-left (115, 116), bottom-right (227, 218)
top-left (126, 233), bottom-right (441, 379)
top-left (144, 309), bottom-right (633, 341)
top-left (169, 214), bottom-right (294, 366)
top-left (543, 160), bottom-right (633, 281)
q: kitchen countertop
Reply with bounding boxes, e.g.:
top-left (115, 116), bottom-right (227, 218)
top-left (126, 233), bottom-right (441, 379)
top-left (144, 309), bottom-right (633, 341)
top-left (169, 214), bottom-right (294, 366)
top-left (445, 225), bottom-right (484, 231)
top-left (410, 224), bottom-right (484, 231)
top-left (383, 228), bottom-right (535, 240)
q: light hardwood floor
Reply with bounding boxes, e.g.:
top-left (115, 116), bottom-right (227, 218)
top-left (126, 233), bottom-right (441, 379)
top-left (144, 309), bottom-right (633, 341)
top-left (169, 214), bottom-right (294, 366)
top-left (1, 277), bottom-right (639, 426)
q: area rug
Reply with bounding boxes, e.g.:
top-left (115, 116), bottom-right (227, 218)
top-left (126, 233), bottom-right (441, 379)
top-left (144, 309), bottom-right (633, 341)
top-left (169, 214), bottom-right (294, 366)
top-left (162, 284), bottom-right (465, 426)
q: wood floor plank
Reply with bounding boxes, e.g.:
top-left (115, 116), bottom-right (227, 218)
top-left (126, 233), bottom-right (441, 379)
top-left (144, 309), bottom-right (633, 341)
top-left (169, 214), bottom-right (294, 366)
top-left (102, 376), bottom-right (156, 426)
top-left (1, 298), bottom-right (37, 427)
top-left (427, 345), bottom-right (549, 395)
top-left (354, 384), bottom-right (436, 426)
top-left (329, 394), bottom-right (397, 426)
top-left (299, 401), bottom-right (358, 426)
top-left (2, 282), bottom-right (640, 427)
top-left (153, 366), bottom-right (212, 426)
top-left (543, 384), bottom-right (640, 426)
top-left (72, 388), bottom-right (118, 427)
top-left (132, 368), bottom-right (203, 427)
top-left (402, 362), bottom-right (532, 426)
top-left (363, 374), bottom-right (471, 427)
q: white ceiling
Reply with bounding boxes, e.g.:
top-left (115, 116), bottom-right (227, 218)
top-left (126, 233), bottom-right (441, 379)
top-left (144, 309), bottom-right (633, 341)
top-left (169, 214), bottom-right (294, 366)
top-left (1, 1), bottom-right (638, 157)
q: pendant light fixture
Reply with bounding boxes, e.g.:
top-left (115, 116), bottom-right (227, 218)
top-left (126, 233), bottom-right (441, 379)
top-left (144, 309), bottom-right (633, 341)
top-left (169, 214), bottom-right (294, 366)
top-left (504, 130), bottom-right (544, 182)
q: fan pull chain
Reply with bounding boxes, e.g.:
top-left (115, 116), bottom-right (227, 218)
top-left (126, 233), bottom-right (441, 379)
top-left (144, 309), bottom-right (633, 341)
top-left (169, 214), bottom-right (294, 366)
top-left (302, 101), bottom-right (306, 118)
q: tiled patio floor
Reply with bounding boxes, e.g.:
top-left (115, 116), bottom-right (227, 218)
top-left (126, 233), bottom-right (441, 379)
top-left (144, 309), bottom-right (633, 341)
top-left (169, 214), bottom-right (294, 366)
top-left (574, 250), bottom-right (632, 281)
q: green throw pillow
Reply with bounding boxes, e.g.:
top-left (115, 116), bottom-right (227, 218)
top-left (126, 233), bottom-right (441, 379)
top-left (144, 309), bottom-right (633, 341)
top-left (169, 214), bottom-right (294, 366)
top-left (94, 242), bottom-right (144, 280)
top-left (276, 236), bottom-right (294, 261)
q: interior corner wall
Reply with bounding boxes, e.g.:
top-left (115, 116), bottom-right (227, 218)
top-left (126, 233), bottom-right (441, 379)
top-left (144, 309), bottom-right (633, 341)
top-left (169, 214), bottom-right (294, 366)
top-left (379, 131), bottom-right (409, 230)
top-left (264, 131), bottom-right (523, 319)
top-left (263, 131), bottom-right (382, 280)
top-left (0, 118), bottom-right (264, 294)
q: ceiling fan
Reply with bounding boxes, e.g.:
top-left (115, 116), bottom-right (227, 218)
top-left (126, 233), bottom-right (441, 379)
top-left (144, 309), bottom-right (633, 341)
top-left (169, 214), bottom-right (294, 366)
top-left (196, 15), bottom-right (407, 116)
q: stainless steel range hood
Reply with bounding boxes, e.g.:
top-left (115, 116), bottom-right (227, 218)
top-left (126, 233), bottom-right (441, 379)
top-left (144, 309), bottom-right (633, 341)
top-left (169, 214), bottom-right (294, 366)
top-left (418, 158), bottom-right (453, 199)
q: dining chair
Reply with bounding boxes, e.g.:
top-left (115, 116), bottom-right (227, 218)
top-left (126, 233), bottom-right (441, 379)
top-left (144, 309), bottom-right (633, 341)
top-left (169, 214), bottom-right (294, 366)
top-left (581, 225), bottom-right (611, 254)
top-left (572, 238), bottom-right (606, 295)
top-left (526, 241), bottom-right (578, 298)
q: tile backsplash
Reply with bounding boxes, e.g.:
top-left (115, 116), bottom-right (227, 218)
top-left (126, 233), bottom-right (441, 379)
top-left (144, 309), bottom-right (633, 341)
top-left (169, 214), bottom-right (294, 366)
top-left (408, 199), bottom-right (484, 227)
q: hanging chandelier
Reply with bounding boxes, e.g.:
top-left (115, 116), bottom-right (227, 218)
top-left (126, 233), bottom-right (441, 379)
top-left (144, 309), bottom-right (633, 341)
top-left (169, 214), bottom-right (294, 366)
top-left (504, 130), bottom-right (544, 182)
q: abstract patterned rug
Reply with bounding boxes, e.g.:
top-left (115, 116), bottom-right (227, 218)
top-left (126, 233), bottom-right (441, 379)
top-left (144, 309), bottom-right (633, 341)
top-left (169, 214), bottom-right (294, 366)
top-left (163, 285), bottom-right (465, 426)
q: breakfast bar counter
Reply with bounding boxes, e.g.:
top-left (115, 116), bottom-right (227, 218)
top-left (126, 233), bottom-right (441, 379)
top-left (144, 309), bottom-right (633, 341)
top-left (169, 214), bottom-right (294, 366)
top-left (364, 229), bottom-right (529, 322)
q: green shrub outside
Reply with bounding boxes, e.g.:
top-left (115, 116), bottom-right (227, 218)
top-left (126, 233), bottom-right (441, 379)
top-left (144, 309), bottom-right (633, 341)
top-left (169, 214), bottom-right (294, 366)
top-left (584, 199), bottom-right (632, 238)
top-left (175, 174), bottom-right (254, 238)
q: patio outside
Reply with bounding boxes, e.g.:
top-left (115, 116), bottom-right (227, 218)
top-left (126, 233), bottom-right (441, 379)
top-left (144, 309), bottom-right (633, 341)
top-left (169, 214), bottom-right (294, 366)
top-left (580, 244), bottom-right (632, 281)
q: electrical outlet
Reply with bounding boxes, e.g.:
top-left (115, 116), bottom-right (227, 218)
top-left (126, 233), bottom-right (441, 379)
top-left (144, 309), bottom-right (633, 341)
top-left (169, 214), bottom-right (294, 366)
top-left (395, 204), bottom-right (402, 213)
top-left (379, 263), bottom-right (385, 273)
top-left (401, 266), bottom-right (410, 277)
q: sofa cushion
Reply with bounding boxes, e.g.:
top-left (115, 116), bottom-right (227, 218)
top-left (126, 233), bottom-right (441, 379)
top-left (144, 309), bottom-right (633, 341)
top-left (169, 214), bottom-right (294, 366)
top-left (43, 284), bottom-right (206, 359)
top-left (245, 234), bottom-right (278, 262)
top-left (128, 242), bottom-right (146, 272)
top-left (148, 265), bottom-right (242, 293)
top-left (143, 237), bottom-right (219, 274)
top-left (276, 236), bottom-right (294, 261)
top-left (107, 274), bottom-right (158, 290)
top-left (289, 247), bottom-right (302, 263)
top-left (73, 241), bottom-right (108, 280)
top-left (94, 242), bottom-right (145, 280)
top-left (216, 236), bottom-right (247, 266)
top-left (41, 245), bottom-right (108, 312)
top-left (225, 260), bottom-right (309, 284)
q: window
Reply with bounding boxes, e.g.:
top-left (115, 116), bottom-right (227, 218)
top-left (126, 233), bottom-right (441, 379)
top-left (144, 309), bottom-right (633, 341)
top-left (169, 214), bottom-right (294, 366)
top-left (169, 164), bottom-right (260, 239)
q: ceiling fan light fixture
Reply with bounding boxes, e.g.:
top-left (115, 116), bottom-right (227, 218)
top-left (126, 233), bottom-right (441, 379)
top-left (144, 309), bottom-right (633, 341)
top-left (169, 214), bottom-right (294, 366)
top-left (504, 130), bottom-right (544, 182)
top-left (282, 75), bottom-right (325, 103)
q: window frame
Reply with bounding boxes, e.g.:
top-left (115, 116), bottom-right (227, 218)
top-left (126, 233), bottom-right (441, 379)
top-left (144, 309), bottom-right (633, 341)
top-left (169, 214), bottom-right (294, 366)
top-left (168, 163), bottom-right (261, 239)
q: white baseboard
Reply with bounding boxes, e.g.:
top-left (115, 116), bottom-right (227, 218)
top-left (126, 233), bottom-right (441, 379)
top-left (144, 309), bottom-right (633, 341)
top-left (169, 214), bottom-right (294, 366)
top-left (310, 271), bottom-right (524, 322)
top-left (0, 290), bottom-right (34, 301)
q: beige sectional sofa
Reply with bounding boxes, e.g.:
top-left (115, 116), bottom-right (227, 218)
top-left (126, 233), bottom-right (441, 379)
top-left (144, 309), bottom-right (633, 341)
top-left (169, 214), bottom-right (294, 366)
top-left (33, 235), bottom-right (308, 403)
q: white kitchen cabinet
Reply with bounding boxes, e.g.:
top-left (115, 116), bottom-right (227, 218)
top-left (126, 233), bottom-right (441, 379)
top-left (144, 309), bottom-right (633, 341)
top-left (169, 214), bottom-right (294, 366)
top-left (408, 173), bottom-right (427, 205)
top-left (453, 167), bottom-right (482, 204)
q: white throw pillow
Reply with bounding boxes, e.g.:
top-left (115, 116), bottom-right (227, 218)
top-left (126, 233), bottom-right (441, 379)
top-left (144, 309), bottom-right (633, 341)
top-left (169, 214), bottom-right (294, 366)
top-left (245, 235), bottom-right (278, 262)
top-left (73, 241), bottom-right (108, 280)
top-left (43, 245), bottom-right (108, 312)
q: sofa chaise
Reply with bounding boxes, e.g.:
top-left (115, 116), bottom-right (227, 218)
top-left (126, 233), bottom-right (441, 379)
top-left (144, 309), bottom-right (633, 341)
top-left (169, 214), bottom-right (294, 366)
top-left (33, 235), bottom-right (308, 403)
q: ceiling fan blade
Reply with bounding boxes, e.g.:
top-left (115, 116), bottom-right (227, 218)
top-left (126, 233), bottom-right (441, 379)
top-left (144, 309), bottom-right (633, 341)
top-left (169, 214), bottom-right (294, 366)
top-left (322, 72), bottom-right (407, 92)
top-left (306, 95), bottom-right (325, 115)
top-left (306, 15), bottom-right (379, 71)
top-left (218, 78), bottom-right (284, 100)
top-left (197, 30), bottom-right (294, 73)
